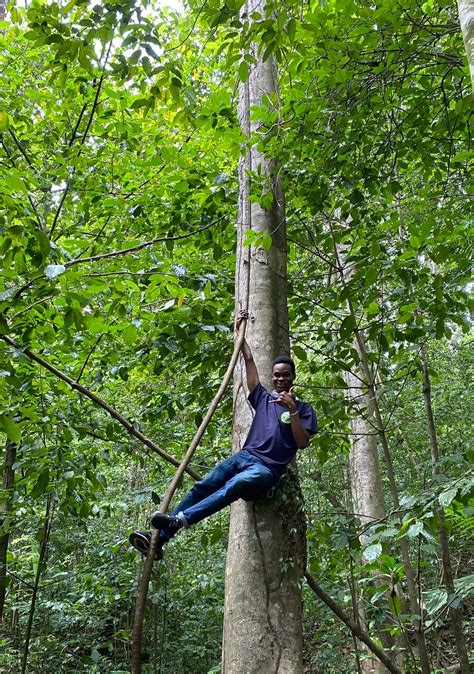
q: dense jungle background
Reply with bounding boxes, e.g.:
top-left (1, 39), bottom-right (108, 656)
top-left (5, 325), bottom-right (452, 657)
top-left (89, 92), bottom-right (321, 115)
top-left (0, 0), bottom-right (472, 671)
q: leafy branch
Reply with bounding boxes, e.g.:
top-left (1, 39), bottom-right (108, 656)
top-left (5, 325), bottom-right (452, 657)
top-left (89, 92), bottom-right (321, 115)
top-left (1, 334), bottom-right (201, 481)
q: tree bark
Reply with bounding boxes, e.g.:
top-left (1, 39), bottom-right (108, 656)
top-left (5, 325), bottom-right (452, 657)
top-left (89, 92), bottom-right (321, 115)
top-left (222, 3), bottom-right (306, 670)
top-left (421, 345), bottom-right (470, 673)
top-left (0, 441), bottom-right (16, 623)
top-left (457, 0), bottom-right (474, 90)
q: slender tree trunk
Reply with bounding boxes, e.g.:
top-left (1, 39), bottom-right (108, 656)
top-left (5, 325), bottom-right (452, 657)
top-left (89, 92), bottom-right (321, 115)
top-left (332, 241), bottom-right (431, 674)
top-left (421, 345), bottom-right (470, 673)
top-left (21, 497), bottom-right (54, 674)
top-left (457, 0), bottom-right (474, 90)
top-left (0, 440), bottom-right (16, 623)
top-left (345, 363), bottom-right (390, 674)
top-left (343, 354), bottom-right (386, 541)
top-left (339, 249), bottom-right (398, 673)
top-left (349, 330), bottom-right (431, 674)
top-left (222, 2), bottom-right (306, 670)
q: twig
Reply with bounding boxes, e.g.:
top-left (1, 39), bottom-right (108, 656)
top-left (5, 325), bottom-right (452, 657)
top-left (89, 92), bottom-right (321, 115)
top-left (50, 43), bottom-right (112, 238)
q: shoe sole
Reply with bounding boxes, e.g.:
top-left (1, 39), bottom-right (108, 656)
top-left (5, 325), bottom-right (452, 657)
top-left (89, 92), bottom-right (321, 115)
top-left (129, 531), bottom-right (162, 560)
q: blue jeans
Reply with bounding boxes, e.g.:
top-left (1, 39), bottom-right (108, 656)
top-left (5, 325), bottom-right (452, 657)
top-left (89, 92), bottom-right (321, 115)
top-left (159, 450), bottom-right (278, 542)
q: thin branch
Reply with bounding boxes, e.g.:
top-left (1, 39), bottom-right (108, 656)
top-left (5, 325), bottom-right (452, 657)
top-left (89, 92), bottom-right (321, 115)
top-left (1, 335), bottom-right (201, 481)
top-left (76, 334), bottom-right (104, 383)
top-left (50, 43), bottom-right (112, 238)
top-left (68, 102), bottom-right (89, 148)
top-left (6, 569), bottom-right (35, 591)
top-left (1, 138), bottom-right (44, 232)
top-left (9, 129), bottom-right (35, 168)
top-left (305, 573), bottom-right (402, 674)
top-left (9, 218), bottom-right (224, 305)
top-left (64, 218), bottom-right (223, 269)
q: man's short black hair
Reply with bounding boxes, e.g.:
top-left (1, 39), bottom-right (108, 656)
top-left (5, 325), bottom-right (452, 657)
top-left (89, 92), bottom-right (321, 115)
top-left (272, 356), bottom-right (296, 376)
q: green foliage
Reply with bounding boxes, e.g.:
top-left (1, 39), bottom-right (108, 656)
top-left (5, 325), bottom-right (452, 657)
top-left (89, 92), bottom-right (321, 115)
top-left (0, 0), bottom-right (472, 671)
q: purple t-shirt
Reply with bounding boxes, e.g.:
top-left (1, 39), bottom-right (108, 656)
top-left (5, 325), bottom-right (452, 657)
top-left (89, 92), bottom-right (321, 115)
top-left (242, 383), bottom-right (318, 477)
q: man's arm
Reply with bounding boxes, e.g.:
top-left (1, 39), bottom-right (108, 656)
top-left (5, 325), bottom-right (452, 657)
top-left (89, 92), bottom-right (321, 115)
top-left (289, 412), bottom-right (311, 449)
top-left (274, 390), bottom-right (311, 449)
top-left (236, 310), bottom-right (259, 394)
top-left (241, 337), bottom-right (259, 394)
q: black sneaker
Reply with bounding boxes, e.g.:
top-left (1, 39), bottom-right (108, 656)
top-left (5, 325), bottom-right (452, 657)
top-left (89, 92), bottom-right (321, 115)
top-left (150, 512), bottom-right (183, 535)
top-left (129, 530), bottom-right (163, 560)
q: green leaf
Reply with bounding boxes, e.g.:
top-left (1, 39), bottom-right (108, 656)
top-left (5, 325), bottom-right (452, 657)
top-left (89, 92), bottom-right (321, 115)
top-left (0, 314), bottom-right (9, 334)
top-left (0, 111), bottom-right (9, 132)
top-left (438, 487), bottom-right (458, 508)
top-left (366, 301), bottom-right (379, 316)
top-left (363, 543), bottom-right (382, 562)
top-left (45, 264), bottom-right (66, 279)
top-left (407, 521), bottom-right (425, 538)
top-left (398, 517), bottom-right (414, 537)
top-left (238, 60), bottom-right (249, 83)
top-left (1, 415), bottom-right (21, 443)
top-left (451, 150), bottom-right (472, 164)
top-left (293, 344), bottom-right (307, 361)
top-left (340, 315), bottom-right (355, 340)
top-left (31, 470), bottom-right (50, 498)
top-left (261, 232), bottom-right (272, 250)
top-left (91, 648), bottom-right (101, 663)
top-left (365, 267), bottom-right (378, 286)
top-left (5, 173), bottom-right (27, 194)
top-left (287, 18), bottom-right (296, 43)
top-left (122, 325), bottom-right (138, 345)
top-left (262, 43), bottom-right (275, 63)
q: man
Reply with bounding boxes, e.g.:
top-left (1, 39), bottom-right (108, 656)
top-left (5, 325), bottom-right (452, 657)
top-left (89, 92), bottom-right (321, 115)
top-left (129, 310), bottom-right (317, 559)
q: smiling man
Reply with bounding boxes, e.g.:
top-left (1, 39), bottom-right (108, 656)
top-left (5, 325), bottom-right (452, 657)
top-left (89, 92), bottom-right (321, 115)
top-left (129, 310), bottom-right (318, 560)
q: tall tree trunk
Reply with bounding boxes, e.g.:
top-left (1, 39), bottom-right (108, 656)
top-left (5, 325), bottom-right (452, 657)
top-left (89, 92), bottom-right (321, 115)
top-left (0, 440), bottom-right (16, 623)
top-left (335, 250), bottom-right (385, 535)
top-left (222, 2), bottom-right (306, 671)
top-left (457, 0), bottom-right (474, 90)
top-left (421, 345), bottom-right (470, 673)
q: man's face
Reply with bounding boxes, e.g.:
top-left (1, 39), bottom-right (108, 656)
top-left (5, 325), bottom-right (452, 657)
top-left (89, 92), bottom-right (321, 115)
top-left (272, 363), bottom-right (295, 393)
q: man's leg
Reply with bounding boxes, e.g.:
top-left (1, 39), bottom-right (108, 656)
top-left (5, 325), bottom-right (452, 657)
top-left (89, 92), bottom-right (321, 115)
top-left (130, 452), bottom-right (249, 555)
top-left (155, 451), bottom-right (250, 541)
top-left (172, 452), bottom-right (248, 513)
top-left (171, 457), bottom-right (277, 527)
